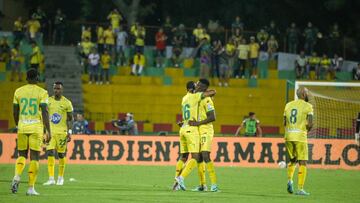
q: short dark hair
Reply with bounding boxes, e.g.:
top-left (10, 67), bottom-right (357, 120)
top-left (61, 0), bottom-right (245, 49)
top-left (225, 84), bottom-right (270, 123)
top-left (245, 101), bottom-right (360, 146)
top-left (26, 69), bottom-right (38, 81)
top-left (198, 78), bottom-right (210, 87)
top-left (186, 81), bottom-right (195, 91)
top-left (54, 81), bottom-right (64, 87)
top-left (249, 112), bottom-right (255, 116)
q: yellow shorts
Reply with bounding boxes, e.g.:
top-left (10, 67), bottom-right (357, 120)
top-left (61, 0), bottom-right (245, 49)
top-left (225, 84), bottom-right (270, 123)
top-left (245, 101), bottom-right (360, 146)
top-left (46, 133), bottom-right (68, 153)
top-left (179, 126), bottom-right (200, 154)
top-left (200, 129), bottom-right (214, 152)
top-left (285, 141), bottom-right (308, 161)
top-left (17, 133), bottom-right (43, 152)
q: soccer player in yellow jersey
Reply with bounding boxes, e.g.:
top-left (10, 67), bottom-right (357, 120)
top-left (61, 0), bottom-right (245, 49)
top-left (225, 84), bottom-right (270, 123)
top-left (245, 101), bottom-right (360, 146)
top-left (284, 87), bottom-right (313, 196)
top-left (188, 79), bottom-right (218, 192)
top-left (43, 81), bottom-right (73, 186)
top-left (11, 69), bottom-right (51, 195)
top-left (174, 81), bottom-right (216, 191)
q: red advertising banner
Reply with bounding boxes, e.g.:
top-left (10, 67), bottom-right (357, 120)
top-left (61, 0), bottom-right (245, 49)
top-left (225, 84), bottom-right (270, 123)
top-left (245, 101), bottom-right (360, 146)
top-left (0, 134), bottom-right (358, 170)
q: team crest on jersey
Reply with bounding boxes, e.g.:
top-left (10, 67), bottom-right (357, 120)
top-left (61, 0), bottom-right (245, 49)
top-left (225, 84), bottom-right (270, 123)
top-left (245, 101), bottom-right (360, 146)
top-left (51, 113), bottom-right (62, 124)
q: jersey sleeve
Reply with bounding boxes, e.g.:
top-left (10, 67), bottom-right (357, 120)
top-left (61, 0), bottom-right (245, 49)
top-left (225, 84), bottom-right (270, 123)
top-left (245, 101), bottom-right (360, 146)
top-left (40, 90), bottom-right (49, 105)
top-left (205, 98), bottom-right (215, 112)
top-left (13, 90), bottom-right (19, 105)
top-left (67, 100), bottom-right (74, 113)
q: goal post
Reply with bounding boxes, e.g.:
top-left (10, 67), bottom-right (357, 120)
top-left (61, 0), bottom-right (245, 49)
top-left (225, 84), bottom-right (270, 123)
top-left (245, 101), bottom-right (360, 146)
top-left (294, 81), bottom-right (360, 139)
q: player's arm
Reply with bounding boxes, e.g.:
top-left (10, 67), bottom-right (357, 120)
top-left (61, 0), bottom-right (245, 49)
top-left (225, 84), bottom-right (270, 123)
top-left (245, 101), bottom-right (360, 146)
top-left (13, 104), bottom-right (19, 127)
top-left (235, 122), bottom-right (245, 136)
top-left (256, 121), bottom-right (263, 137)
top-left (66, 112), bottom-right (73, 142)
top-left (189, 110), bottom-right (216, 127)
top-left (40, 103), bottom-right (51, 143)
top-left (306, 114), bottom-right (313, 131)
top-left (202, 89), bottom-right (216, 98)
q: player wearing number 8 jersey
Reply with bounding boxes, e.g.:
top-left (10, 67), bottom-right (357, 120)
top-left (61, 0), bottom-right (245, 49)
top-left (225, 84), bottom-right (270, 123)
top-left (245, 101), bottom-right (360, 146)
top-left (43, 81), bottom-right (73, 186)
top-left (11, 69), bottom-right (51, 196)
top-left (284, 87), bottom-right (313, 196)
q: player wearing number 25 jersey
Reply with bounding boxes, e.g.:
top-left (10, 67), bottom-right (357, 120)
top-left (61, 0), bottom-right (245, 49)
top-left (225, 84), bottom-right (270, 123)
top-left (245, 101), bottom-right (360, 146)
top-left (283, 87), bottom-right (313, 196)
top-left (11, 69), bottom-right (51, 196)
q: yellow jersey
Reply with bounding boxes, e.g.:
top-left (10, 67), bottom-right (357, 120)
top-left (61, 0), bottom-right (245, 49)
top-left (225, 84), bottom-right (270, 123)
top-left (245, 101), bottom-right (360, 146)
top-left (249, 43), bottom-right (260, 58)
top-left (49, 96), bottom-right (73, 134)
top-left (97, 27), bottom-right (104, 44)
top-left (308, 56), bottom-right (320, 66)
top-left (284, 99), bottom-right (314, 143)
top-left (193, 28), bottom-right (204, 40)
top-left (101, 54), bottom-right (111, 69)
top-left (13, 84), bottom-right (49, 134)
top-left (14, 20), bottom-right (23, 31)
top-left (82, 30), bottom-right (91, 40)
top-left (225, 43), bottom-right (236, 55)
top-left (320, 58), bottom-right (331, 68)
top-left (104, 29), bottom-right (115, 45)
top-left (27, 20), bottom-right (40, 34)
top-left (81, 41), bottom-right (93, 55)
top-left (198, 97), bottom-right (215, 133)
top-left (181, 92), bottom-right (203, 126)
top-left (109, 13), bottom-right (122, 29)
top-left (134, 29), bottom-right (145, 46)
top-left (30, 46), bottom-right (41, 64)
top-left (237, 44), bottom-right (250, 59)
top-left (11, 48), bottom-right (21, 62)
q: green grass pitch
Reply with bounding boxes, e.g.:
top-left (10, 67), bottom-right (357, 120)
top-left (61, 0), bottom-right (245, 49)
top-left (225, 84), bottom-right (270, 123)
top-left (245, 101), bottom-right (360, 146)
top-left (0, 164), bottom-right (359, 203)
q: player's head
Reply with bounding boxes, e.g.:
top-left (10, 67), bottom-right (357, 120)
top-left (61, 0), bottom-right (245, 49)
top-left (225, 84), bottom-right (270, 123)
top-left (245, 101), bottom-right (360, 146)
top-left (297, 87), bottom-right (309, 102)
top-left (249, 112), bottom-right (256, 119)
top-left (126, 113), bottom-right (133, 121)
top-left (196, 78), bottom-right (210, 92)
top-left (26, 68), bottom-right (39, 83)
top-left (53, 81), bottom-right (64, 97)
top-left (186, 81), bottom-right (195, 93)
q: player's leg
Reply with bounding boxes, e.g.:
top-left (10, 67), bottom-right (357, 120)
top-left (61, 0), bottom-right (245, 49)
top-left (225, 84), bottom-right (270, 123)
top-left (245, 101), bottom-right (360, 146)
top-left (285, 141), bottom-right (296, 194)
top-left (26, 133), bottom-right (43, 195)
top-left (201, 132), bottom-right (218, 192)
top-left (192, 153), bottom-right (207, 192)
top-left (295, 142), bottom-right (310, 196)
top-left (44, 133), bottom-right (57, 185)
top-left (56, 134), bottom-right (68, 185)
top-left (11, 133), bottom-right (28, 193)
top-left (176, 152), bottom-right (199, 190)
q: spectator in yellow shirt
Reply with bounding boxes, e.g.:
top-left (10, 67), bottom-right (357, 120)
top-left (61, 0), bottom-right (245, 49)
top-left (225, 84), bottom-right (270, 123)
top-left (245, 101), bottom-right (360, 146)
top-left (249, 36), bottom-right (260, 78)
top-left (308, 51), bottom-right (320, 79)
top-left (30, 41), bottom-right (41, 70)
top-left (236, 38), bottom-right (250, 78)
top-left (80, 37), bottom-right (94, 71)
top-left (104, 25), bottom-right (115, 55)
top-left (13, 16), bottom-right (23, 43)
top-left (319, 53), bottom-right (331, 80)
top-left (101, 49), bottom-right (111, 84)
top-left (10, 43), bottom-right (22, 82)
top-left (193, 23), bottom-right (204, 45)
top-left (133, 25), bottom-right (145, 53)
top-left (107, 9), bottom-right (122, 33)
top-left (132, 50), bottom-right (145, 76)
top-left (81, 26), bottom-right (91, 41)
top-left (96, 25), bottom-right (104, 54)
top-left (225, 38), bottom-right (236, 78)
top-left (26, 16), bottom-right (41, 41)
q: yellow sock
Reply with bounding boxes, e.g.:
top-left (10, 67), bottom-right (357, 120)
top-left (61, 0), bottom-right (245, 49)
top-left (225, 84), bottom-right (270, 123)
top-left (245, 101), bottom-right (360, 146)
top-left (15, 156), bottom-right (26, 177)
top-left (206, 161), bottom-right (217, 185)
top-left (180, 159), bottom-right (197, 178)
top-left (298, 165), bottom-right (307, 190)
top-left (48, 156), bottom-right (55, 178)
top-left (287, 162), bottom-right (296, 181)
top-left (28, 160), bottom-right (39, 187)
top-left (59, 157), bottom-right (66, 177)
top-left (175, 160), bottom-right (185, 178)
top-left (198, 162), bottom-right (206, 185)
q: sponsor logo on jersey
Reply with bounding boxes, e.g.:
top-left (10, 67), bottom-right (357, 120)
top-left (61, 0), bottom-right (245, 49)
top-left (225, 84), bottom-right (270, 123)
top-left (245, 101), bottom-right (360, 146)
top-left (51, 113), bottom-right (62, 124)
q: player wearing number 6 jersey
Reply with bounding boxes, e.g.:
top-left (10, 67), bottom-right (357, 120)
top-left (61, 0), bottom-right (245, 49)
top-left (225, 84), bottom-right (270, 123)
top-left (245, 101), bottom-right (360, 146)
top-left (11, 69), bottom-right (51, 196)
top-left (284, 87), bottom-right (313, 196)
top-left (173, 81), bottom-right (216, 191)
top-left (43, 81), bottom-right (73, 186)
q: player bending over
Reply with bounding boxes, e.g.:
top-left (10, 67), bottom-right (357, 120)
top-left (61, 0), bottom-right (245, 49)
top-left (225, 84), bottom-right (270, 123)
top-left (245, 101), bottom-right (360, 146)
top-left (284, 87), bottom-right (313, 196)
top-left (43, 82), bottom-right (74, 186)
top-left (174, 81), bottom-right (216, 191)
top-left (11, 69), bottom-right (51, 195)
top-left (189, 79), bottom-right (218, 192)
